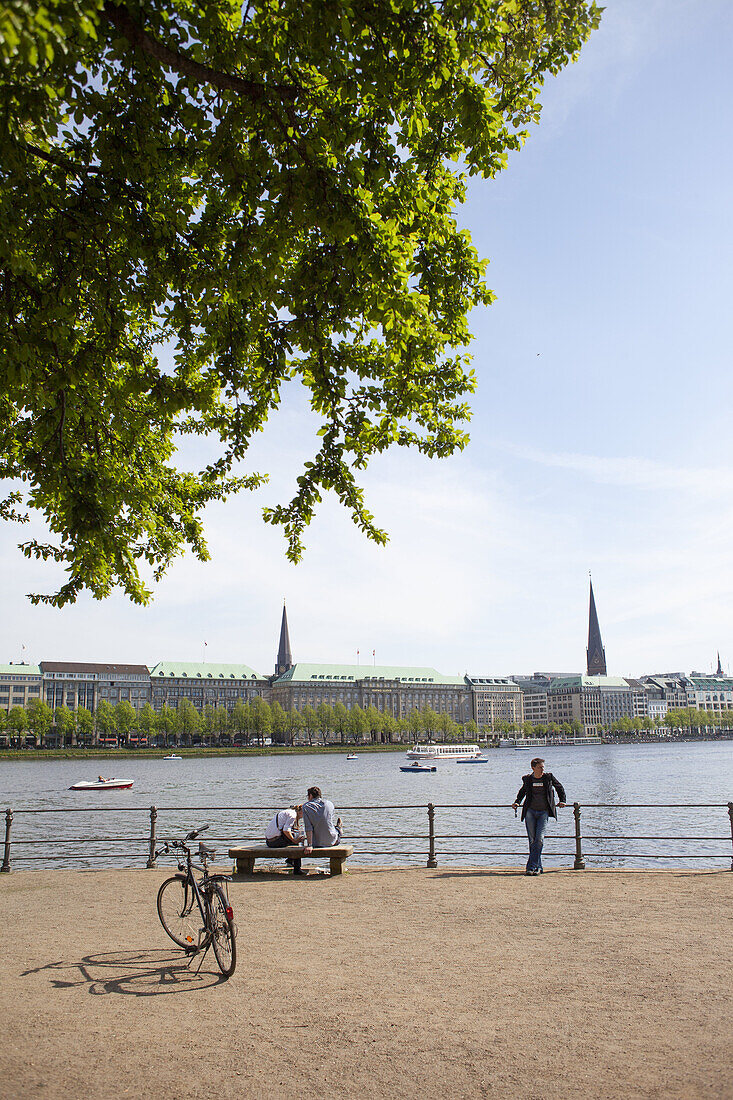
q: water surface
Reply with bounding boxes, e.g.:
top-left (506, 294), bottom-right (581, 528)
top-left (1, 741), bottom-right (730, 870)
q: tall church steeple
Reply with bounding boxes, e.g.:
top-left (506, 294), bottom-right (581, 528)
top-left (275, 602), bottom-right (293, 677)
top-left (586, 577), bottom-right (607, 676)
top-left (716, 652), bottom-right (724, 676)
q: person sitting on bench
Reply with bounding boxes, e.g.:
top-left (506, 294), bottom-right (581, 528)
top-left (302, 786), bottom-right (343, 856)
top-left (265, 804), bottom-right (305, 876)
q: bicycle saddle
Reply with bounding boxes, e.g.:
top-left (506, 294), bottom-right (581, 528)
top-left (199, 841), bottom-right (217, 859)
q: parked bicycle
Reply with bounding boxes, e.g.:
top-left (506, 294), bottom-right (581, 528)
top-left (155, 824), bottom-right (236, 978)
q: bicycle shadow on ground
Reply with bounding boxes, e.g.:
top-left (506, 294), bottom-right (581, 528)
top-left (20, 948), bottom-right (228, 997)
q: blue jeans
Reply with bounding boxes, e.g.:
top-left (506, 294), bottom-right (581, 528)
top-left (525, 809), bottom-right (549, 872)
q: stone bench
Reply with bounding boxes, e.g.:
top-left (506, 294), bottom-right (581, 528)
top-left (229, 844), bottom-right (354, 876)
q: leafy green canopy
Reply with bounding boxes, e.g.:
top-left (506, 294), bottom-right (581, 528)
top-left (0, 0), bottom-right (600, 605)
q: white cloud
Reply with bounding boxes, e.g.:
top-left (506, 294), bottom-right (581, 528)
top-left (500, 441), bottom-right (733, 495)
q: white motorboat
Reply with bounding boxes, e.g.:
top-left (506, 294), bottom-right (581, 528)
top-left (346, 753), bottom-right (358, 761)
top-left (406, 742), bottom-right (483, 761)
top-left (163, 754), bottom-right (182, 760)
top-left (69, 778), bottom-right (134, 791)
top-left (400, 761), bottom-right (437, 773)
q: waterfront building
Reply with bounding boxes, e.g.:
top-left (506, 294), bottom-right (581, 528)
top-left (685, 674), bottom-right (733, 713)
top-left (640, 679), bottom-right (668, 721)
top-left (148, 661), bottom-right (268, 714)
top-left (510, 673), bottom-right (576, 727)
top-left (639, 674), bottom-right (688, 712)
top-left (41, 661), bottom-right (151, 714)
top-left (639, 673), bottom-right (733, 715)
top-left (466, 675), bottom-right (523, 729)
top-left (271, 662), bottom-right (471, 727)
top-left (546, 675), bottom-right (646, 734)
top-left (0, 663), bottom-right (42, 715)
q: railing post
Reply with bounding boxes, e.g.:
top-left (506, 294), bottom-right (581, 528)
top-left (427, 803), bottom-right (437, 868)
top-left (573, 802), bottom-right (585, 870)
top-left (146, 805), bottom-right (157, 869)
top-left (1, 808), bottom-right (12, 873)
top-left (728, 803), bottom-right (733, 872)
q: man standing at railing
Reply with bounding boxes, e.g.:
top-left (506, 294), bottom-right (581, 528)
top-left (513, 758), bottom-right (566, 876)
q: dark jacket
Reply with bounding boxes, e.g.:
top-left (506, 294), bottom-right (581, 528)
top-left (515, 772), bottom-right (566, 821)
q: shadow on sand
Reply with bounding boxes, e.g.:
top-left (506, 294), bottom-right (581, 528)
top-left (20, 948), bottom-right (228, 996)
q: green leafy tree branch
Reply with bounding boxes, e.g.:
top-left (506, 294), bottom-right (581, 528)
top-left (1, 0), bottom-right (600, 605)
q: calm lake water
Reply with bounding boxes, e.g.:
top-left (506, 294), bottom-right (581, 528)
top-left (1, 741), bottom-right (731, 870)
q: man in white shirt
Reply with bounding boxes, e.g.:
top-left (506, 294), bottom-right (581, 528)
top-left (265, 804), bottom-right (305, 875)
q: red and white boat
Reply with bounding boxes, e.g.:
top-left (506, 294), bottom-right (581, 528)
top-left (69, 778), bottom-right (134, 791)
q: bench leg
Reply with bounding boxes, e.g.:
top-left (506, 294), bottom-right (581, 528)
top-left (236, 857), bottom-right (256, 875)
top-left (330, 857), bottom-right (345, 875)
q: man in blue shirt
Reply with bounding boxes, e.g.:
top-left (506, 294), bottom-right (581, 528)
top-left (302, 786), bottom-right (343, 853)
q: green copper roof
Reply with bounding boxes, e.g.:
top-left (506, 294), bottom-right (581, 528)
top-left (548, 675), bottom-right (632, 691)
top-left (273, 663), bottom-right (466, 686)
top-left (149, 661), bottom-right (265, 681)
top-left (0, 663), bottom-right (41, 677)
top-left (687, 677), bottom-right (733, 690)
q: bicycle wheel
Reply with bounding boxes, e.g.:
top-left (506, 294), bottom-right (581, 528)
top-left (157, 875), bottom-right (200, 949)
top-left (209, 886), bottom-right (236, 978)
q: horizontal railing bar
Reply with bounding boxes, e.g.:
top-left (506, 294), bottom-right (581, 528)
top-left (433, 833), bottom-right (729, 842)
top-left (10, 837), bottom-right (150, 845)
top-left (569, 854), bottom-right (732, 859)
top-left (9, 851), bottom-right (728, 863)
top-left (11, 853), bottom-right (147, 862)
top-left (431, 803), bottom-right (729, 809)
top-left (9, 801), bottom-right (729, 815)
top-left (577, 836), bottom-right (729, 842)
top-left (6, 803), bottom-right (434, 815)
top-left (12, 833), bottom-right (726, 845)
top-left (431, 851), bottom-right (730, 859)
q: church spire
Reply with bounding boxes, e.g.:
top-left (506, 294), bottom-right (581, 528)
top-left (586, 577), bottom-right (607, 676)
top-left (716, 652), bottom-right (723, 676)
top-left (275, 602), bottom-right (293, 677)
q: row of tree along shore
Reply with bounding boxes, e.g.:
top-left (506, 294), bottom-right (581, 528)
top-left (1, 697), bottom-right (732, 752)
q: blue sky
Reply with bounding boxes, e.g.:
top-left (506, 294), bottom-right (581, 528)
top-left (3, 0), bottom-right (732, 678)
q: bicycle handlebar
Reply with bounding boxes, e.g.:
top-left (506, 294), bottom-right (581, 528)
top-left (153, 824), bottom-right (210, 861)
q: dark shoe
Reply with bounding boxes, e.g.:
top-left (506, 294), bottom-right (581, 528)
top-left (524, 870), bottom-right (533, 876)
top-left (293, 869), bottom-right (306, 876)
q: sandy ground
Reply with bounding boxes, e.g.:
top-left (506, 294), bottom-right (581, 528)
top-left (0, 865), bottom-right (731, 1100)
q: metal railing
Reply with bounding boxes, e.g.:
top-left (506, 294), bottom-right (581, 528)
top-left (2, 801), bottom-right (732, 872)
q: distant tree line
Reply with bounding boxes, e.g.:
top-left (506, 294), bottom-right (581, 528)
top-left (0, 698), bottom-right (489, 748)
top-left (4, 700), bottom-right (728, 749)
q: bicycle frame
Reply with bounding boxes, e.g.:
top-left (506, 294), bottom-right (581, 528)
top-left (156, 833), bottom-right (232, 950)
top-left (155, 825), bottom-right (236, 977)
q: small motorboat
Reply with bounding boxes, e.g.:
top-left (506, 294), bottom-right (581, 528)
top-left (455, 756), bottom-right (489, 764)
top-left (400, 762), bottom-right (437, 773)
top-left (346, 753), bottom-right (358, 761)
top-left (163, 754), bottom-right (182, 760)
top-left (69, 778), bottom-right (134, 791)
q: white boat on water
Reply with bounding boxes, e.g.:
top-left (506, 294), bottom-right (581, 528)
top-left (69, 778), bottom-right (134, 791)
top-left (406, 742), bottom-right (483, 761)
top-left (346, 753), bottom-right (358, 761)
top-left (164, 754), bottom-right (182, 760)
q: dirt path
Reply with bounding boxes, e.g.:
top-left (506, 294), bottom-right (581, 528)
top-left (1, 867), bottom-right (731, 1099)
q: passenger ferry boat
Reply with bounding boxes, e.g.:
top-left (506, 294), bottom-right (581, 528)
top-left (406, 742), bottom-right (483, 761)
